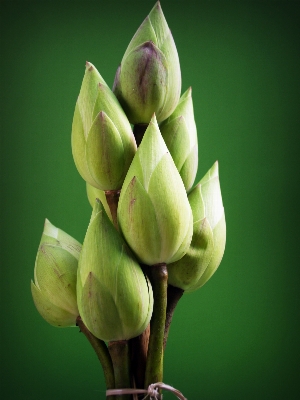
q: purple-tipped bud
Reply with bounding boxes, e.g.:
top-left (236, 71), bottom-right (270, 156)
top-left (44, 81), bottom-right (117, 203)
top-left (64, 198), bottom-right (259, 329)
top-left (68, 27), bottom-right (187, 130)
top-left (113, 2), bottom-right (181, 124)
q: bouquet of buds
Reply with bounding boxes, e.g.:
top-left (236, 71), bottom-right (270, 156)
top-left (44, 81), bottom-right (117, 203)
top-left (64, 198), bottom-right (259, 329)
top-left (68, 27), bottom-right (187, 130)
top-left (31, 2), bottom-right (226, 399)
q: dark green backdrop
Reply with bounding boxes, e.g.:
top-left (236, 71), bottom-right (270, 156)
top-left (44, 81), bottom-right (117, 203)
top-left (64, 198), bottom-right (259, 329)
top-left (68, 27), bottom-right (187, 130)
top-left (1, 1), bottom-right (299, 399)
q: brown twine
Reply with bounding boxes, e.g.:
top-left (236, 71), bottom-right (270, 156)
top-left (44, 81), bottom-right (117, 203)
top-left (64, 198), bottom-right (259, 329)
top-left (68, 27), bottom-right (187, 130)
top-left (106, 382), bottom-right (187, 399)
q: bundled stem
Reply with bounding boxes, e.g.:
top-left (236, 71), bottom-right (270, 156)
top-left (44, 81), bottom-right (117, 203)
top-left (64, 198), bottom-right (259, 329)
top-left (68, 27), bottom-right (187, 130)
top-left (76, 316), bottom-right (115, 397)
top-left (129, 323), bottom-right (150, 392)
top-left (164, 285), bottom-right (184, 350)
top-left (108, 340), bottom-right (132, 400)
top-left (144, 263), bottom-right (168, 389)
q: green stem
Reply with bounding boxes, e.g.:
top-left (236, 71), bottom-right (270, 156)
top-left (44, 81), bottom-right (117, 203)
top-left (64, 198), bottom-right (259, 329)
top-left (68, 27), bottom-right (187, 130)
top-left (108, 340), bottom-right (132, 400)
top-left (163, 285), bottom-right (184, 350)
top-left (76, 316), bottom-right (115, 398)
top-left (144, 263), bottom-right (168, 388)
top-left (105, 190), bottom-right (120, 230)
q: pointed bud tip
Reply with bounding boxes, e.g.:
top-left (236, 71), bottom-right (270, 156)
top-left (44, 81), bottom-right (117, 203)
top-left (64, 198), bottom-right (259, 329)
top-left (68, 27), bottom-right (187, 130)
top-left (43, 219), bottom-right (58, 239)
top-left (93, 197), bottom-right (104, 214)
top-left (179, 87), bottom-right (192, 103)
top-left (85, 61), bottom-right (94, 71)
top-left (153, 1), bottom-right (162, 13)
top-left (212, 160), bottom-right (219, 176)
top-left (182, 87), bottom-right (192, 98)
top-left (149, 113), bottom-right (159, 129)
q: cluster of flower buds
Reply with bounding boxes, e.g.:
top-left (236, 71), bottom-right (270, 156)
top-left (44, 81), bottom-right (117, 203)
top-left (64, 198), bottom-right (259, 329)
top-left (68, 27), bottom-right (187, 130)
top-left (32, 1), bottom-right (226, 395)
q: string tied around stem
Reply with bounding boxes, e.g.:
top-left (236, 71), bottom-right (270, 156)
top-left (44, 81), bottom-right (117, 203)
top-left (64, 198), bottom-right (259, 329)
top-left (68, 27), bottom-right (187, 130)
top-left (106, 382), bottom-right (187, 399)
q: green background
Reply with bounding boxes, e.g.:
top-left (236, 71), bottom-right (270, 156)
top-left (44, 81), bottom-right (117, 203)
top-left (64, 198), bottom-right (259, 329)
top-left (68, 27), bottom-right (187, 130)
top-left (1, 0), bottom-right (299, 398)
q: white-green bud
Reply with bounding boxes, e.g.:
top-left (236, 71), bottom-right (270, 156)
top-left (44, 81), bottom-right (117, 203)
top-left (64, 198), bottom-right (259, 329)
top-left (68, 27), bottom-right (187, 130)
top-left (77, 199), bottom-right (153, 342)
top-left (113, 2), bottom-right (181, 124)
top-left (118, 114), bottom-right (193, 265)
top-left (168, 162), bottom-right (226, 291)
top-left (72, 62), bottom-right (137, 190)
top-left (160, 87), bottom-right (198, 192)
top-left (31, 220), bottom-right (81, 327)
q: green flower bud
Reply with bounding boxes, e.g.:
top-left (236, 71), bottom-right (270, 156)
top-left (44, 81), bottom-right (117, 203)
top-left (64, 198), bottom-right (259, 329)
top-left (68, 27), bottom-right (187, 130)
top-left (160, 87), bottom-right (198, 192)
top-left (118, 114), bottom-right (193, 265)
top-left (31, 220), bottom-right (81, 327)
top-left (113, 2), bottom-right (181, 124)
top-left (77, 199), bottom-right (153, 342)
top-left (72, 62), bottom-right (137, 190)
top-left (86, 182), bottom-right (112, 222)
top-left (168, 162), bottom-right (226, 291)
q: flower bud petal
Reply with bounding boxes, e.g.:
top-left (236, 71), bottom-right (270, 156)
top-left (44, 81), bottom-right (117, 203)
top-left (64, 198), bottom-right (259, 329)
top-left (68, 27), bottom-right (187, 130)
top-left (31, 281), bottom-right (77, 327)
top-left (160, 87), bottom-right (198, 191)
top-left (72, 102), bottom-right (98, 187)
top-left (199, 162), bottom-right (224, 230)
top-left (34, 245), bottom-right (78, 312)
top-left (117, 176), bottom-right (162, 265)
top-left (77, 200), bottom-right (153, 341)
top-left (78, 62), bottom-right (106, 138)
top-left (118, 114), bottom-right (193, 265)
top-left (116, 41), bottom-right (168, 124)
top-left (86, 111), bottom-right (125, 190)
top-left (168, 217), bottom-right (214, 290)
top-left (31, 220), bottom-right (81, 327)
top-left (123, 4), bottom-right (161, 60)
top-left (168, 162), bottom-right (226, 291)
top-left (147, 153), bottom-right (193, 263)
top-left (189, 213), bottom-right (226, 290)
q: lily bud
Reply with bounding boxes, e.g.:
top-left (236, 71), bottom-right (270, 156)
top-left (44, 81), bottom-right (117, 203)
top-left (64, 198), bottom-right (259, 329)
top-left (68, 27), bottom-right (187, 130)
top-left (31, 220), bottom-right (81, 327)
top-left (160, 87), bottom-right (198, 192)
top-left (77, 199), bottom-right (153, 342)
top-left (72, 62), bottom-right (137, 190)
top-left (118, 114), bottom-right (193, 265)
top-left (86, 182), bottom-right (112, 222)
top-left (168, 162), bottom-right (226, 291)
top-left (113, 1), bottom-right (181, 124)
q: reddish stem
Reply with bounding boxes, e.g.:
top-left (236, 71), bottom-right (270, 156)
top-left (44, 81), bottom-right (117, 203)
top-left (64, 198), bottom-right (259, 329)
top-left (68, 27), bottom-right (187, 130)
top-left (163, 285), bottom-right (184, 350)
top-left (76, 316), bottom-right (115, 398)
